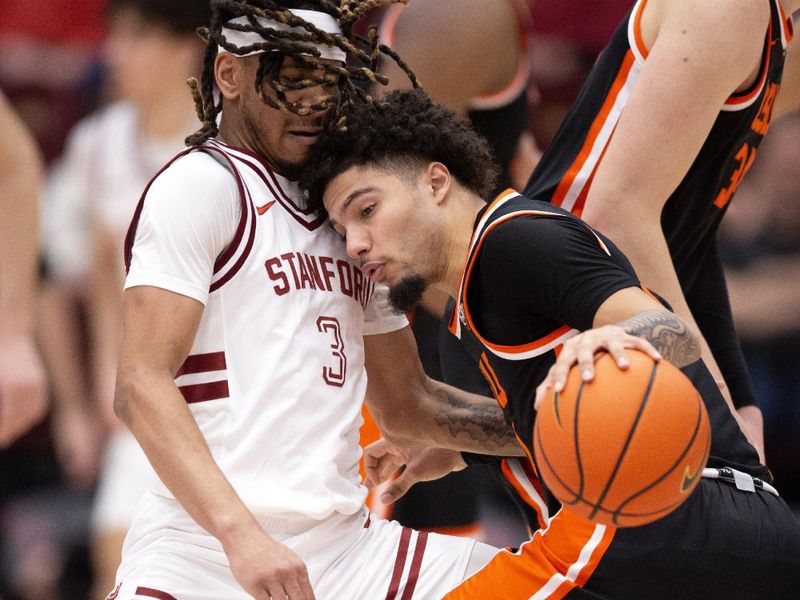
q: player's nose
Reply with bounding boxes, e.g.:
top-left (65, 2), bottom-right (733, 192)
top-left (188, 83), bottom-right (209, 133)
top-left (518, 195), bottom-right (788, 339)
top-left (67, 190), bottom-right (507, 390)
top-left (345, 228), bottom-right (370, 259)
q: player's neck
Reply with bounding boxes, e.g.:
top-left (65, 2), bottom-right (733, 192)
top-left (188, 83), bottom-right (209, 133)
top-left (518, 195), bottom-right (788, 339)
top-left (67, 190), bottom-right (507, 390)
top-left (440, 190), bottom-right (485, 297)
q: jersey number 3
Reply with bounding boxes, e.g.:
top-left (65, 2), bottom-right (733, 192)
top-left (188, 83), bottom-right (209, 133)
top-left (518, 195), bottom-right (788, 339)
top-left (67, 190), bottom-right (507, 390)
top-left (317, 316), bottom-right (346, 387)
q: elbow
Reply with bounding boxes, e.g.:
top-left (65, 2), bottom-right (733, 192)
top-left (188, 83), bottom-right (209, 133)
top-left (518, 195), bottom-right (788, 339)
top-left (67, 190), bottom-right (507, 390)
top-left (113, 366), bottom-right (143, 427)
top-left (366, 380), bottom-right (432, 446)
top-left (113, 379), bottom-right (132, 426)
top-left (367, 395), bottom-right (418, 445)
top-left (682, 325), bottom-right (703, 367)
top-left (665, 313), bottom-right (702, 369)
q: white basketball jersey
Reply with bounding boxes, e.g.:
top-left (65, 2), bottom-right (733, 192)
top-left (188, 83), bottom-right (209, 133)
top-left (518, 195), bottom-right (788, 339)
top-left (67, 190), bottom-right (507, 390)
top-left (124, 139), bottom-right (405, 521)
top-left (42, 102), bottom-right (185, 281)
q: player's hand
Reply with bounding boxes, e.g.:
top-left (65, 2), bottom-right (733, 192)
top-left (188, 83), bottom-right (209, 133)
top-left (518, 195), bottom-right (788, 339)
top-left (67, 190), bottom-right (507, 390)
top-left (0, 333), bottom-right (47, 447)
top-left (51, 404), bottom-right (102, 490)
top-left (364, 439), bottom-right (466, 504)
top-left (223, 524), bottom-right (315, 600)
top-left (534, 325), bottom-right (661, 410)
top-left (363, 438), bottom-right (406, 489)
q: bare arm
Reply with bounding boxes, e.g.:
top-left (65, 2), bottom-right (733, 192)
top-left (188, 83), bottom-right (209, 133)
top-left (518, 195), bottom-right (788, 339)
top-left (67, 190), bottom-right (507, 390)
top-left (364, 325), bottom-right (523, 456)
top-left (773, 20), bottom-right (800, 120)
top-left (0, 89), bottom-right (47, 446)
top-left (115, 285), bottom-right (314, 600)
top-left (580, 0), bottom-right (769, 448)
top-left (593, 287), bottom-right (700, 368)
top-left (535, 286), bottom-right (701, 405)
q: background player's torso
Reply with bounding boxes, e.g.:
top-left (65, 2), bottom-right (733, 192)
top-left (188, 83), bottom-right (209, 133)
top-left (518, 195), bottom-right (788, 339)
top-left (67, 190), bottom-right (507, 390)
top-left (524, 0), bottom-right (792, 288)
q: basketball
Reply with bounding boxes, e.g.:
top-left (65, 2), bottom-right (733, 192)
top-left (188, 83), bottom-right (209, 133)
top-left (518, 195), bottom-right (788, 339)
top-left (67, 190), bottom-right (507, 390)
top-left (533, 349), bottom-right (711, 528)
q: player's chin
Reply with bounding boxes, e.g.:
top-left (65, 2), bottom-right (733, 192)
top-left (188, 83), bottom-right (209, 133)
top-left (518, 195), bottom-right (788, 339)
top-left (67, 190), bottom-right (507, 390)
top-left (388, 274), bottom-right (428, 314)
top-left (274, 156), bottom-right (308, 181)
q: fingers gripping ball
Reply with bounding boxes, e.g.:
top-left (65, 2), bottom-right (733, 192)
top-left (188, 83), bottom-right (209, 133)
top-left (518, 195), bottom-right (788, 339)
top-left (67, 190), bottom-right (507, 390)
top-left (534, 350), bottom-right (711, 527)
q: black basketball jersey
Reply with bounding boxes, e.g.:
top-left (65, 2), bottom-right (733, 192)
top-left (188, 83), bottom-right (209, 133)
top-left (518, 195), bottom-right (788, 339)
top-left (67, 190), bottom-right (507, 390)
top-left (523, 0), bottom-right (793, 288)
top-left (450, 189), bottom-right (768, 525)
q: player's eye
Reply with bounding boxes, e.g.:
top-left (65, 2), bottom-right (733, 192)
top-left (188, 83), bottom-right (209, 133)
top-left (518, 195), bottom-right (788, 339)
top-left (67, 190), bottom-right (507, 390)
top-left (361, 204), bottom-right (375, 218)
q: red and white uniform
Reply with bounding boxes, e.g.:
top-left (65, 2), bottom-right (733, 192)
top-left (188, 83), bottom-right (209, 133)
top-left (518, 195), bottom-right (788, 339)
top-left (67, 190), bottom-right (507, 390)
top-left (115, 140), bottom-right (497, 599)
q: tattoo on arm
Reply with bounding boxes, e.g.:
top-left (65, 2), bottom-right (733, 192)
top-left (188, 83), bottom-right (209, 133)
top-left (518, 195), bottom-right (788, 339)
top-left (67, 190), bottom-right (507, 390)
top-left (429, 385), bottom-right (523, 456)
top-left (620, 309), bottom-right (701, 367)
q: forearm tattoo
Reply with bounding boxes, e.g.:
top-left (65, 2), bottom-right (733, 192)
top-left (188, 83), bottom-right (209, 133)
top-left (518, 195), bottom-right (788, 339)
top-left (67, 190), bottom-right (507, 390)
top-left (620, 309), bottom-right (701, 367)
top-left (430, 386), bottom-right (522, 456)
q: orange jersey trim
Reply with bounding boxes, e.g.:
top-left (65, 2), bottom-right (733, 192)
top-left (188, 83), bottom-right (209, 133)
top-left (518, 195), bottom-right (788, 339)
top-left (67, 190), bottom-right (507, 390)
top-left (501, 458), bottom-right (549, 530)
top-left (444, 509), bottom-right (616, 599)
top-left (551, 51), bottom-right (636, 209)
top-left (458, 201), bottom-right (579, 358)
top-left (639, 284), bottom-right (659, 304)
top-left (449, 189), bottom-right (517, 339)
top-left (630, 0), bottom-right (649, 60)
top-left (479, 352), bottom-right (509, 408)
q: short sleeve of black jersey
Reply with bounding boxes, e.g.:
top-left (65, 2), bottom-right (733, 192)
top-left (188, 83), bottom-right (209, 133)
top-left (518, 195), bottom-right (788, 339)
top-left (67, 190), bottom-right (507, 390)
top-left (475, 215), bottom-right (640, 334)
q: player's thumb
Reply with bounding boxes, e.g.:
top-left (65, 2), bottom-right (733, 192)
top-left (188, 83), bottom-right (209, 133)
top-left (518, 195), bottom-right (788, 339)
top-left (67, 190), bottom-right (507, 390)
top-left (379, 470), bottom-right (413, 504)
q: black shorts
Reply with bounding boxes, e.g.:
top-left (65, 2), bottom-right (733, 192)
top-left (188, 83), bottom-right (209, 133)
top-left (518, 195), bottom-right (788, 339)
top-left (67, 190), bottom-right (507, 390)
top-left (447, 477), bottom-right (800, 599)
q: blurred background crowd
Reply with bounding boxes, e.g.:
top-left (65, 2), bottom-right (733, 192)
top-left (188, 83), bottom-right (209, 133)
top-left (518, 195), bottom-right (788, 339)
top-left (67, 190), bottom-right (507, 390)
top-left (0, 1), bottom-right (798, 598)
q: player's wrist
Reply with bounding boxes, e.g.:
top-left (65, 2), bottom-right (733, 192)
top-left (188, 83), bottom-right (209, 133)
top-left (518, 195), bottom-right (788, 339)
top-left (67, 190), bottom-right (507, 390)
top-left (212, 506), bottom-right (264, 549)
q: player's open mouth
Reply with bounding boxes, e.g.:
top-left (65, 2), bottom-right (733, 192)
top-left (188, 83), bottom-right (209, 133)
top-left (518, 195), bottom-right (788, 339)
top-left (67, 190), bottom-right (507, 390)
top-left (360, 262), bottom-right (384, 283)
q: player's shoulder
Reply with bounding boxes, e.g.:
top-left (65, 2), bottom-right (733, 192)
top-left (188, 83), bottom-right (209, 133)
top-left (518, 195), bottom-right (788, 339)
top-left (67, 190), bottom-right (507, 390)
top-left (488, 195), bottom-right (577, 235)
top-left (482, 199), bottom-right (591, 259)
top-left (147, 147), bottom-right (239, 202)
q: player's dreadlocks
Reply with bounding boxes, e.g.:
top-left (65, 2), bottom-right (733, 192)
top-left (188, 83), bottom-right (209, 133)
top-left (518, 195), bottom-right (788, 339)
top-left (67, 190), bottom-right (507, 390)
top-left (186, 0), bottom-right (419, 146)
top-left (301, 88), bottom-right (500, 212)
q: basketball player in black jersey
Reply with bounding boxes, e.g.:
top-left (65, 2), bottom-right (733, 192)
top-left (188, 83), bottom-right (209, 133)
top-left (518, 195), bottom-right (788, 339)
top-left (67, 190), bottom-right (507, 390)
top-left (357, 0), bottom-right (537, 541)
top-left (302, 88), bottom-right (800, 599)
top-left (525, 0), bottom-right (800, 463)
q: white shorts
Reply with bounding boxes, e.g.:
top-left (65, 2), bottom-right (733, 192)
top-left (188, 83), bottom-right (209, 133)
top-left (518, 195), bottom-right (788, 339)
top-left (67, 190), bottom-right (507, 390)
top-left (110, 492), bottom-right (498, 599)
top-left (92, 430), bottom-right (155, 532)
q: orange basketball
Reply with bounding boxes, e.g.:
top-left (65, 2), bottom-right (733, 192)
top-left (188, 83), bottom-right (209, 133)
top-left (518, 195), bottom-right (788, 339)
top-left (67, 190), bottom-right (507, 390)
top-left (533, 349), bottom-right (711, 528)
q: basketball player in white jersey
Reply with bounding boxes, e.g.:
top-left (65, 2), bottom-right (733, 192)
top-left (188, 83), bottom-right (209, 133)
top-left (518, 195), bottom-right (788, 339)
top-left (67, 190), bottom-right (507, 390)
top-left (111, 3), bottom-right (520, 599)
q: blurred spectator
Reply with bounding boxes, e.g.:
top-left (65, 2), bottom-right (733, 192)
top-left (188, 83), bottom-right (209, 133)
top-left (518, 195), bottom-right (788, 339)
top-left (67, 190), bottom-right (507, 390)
top-left (719, 111), bottom-right (800, 507)
top-left (0, 82), bottom-right (87, 600)
top-left (0, 88), bottom-right (47, 448)
top-left (0, 1), bottom-right (209, 598)
top-left (37, 1), bottom-right (211, 597)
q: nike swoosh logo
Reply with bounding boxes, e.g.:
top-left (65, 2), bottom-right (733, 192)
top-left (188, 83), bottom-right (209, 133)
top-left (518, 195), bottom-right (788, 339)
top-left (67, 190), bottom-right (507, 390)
top-left (680, 460), bottom-right (704, 493)
top-left (257, 200), bottom-right (276, 215)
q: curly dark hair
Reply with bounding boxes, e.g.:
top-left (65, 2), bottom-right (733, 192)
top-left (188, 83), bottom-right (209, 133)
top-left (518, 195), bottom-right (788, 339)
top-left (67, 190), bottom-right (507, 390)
top-left (301, 88), bottom-right (499, 211)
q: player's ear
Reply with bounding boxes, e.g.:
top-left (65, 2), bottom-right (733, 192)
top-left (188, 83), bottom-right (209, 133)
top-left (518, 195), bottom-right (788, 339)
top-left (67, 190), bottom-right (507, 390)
top-left (215, 52), bottom-right (245, 100)
top-left (426, 161), bottom-right (451, 206)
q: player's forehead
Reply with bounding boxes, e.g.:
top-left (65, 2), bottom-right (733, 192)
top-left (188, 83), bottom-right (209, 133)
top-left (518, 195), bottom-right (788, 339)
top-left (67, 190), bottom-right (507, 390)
top-left (325, 173), bottom-right (369, 214)
top-left (325, 165), bottom-right (409, 219)
top-left (280, 55), bottom-right (341, 71)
